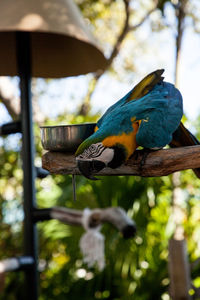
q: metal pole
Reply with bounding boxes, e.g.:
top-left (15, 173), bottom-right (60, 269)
top-left (16, 31), bottom-right (38, 300)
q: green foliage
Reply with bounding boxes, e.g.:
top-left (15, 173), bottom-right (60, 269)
top-left (1, 112), bottom-right (200, 299)
top-left (1, 0), bottom-right (200, 299)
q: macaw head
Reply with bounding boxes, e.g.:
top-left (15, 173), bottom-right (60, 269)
top-left (75, 137), bottom-right (126, 180)
top-left (75, 122), bottom-right (139, 180)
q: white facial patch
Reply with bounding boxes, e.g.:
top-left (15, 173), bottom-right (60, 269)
top-left (76, 143), bottom-right (114, 165)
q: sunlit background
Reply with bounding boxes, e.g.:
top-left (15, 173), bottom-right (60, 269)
top-left (1, 0), bottom-right (200, 299)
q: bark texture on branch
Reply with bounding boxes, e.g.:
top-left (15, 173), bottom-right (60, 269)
top-left (42, 145), bottom-right (200, 177)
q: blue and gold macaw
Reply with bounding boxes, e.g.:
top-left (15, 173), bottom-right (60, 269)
top-left (75, 69), bottom-right (200, 180)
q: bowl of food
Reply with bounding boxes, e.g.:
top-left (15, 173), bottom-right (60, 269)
top-left (40, 123), bottom-right (96, 152)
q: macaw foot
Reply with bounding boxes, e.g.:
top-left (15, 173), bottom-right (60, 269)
top-left (139, 148), bottom-right (151, 170)
top-left (139, 147), bottom-right (162, 170)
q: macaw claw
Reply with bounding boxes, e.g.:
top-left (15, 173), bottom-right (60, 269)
top-left (139, 148), bottom-right (152, 170)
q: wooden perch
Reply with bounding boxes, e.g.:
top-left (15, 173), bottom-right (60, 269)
top-left (168, 239), bottom-right (191, 300)
top-left (34, 206), bottom-right (136, 239)
top-left (42, 145), bottom-right (200, 177)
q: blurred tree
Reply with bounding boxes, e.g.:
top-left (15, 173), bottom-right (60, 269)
top-left (0, 0), bottom-right (200, 300)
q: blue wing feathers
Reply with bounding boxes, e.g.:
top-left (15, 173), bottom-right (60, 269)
top-left (136, 82), bottom-right (183, 148)
top-left (96, 81), bottom-right (183, 148)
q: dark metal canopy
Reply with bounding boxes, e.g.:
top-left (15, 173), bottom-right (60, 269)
top-left (0, 1), bottom-right (107, 300)
top-left (0, 0), bottom-right (107, 77)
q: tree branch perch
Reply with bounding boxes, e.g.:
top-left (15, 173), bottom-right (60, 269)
top-left (33, 206), bottom-right (136, 239)
top-left (42, 145), bottom-right (200, 177)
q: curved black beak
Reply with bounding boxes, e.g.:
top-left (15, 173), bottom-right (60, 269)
top-left (77, 160), bottom-right (106, 180)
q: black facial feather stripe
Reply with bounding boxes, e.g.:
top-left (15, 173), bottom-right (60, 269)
top-left (91, 147), bottom-right (105, 158)
top-left (81, 144), bottom-right (105, 159)
top-left (90, 144), bottom-right (105, 158)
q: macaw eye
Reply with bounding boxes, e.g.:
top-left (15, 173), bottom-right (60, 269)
top-left (90, 145), bottom-right (96, 151)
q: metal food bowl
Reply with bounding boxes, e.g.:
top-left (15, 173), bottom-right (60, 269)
top-left (40, 123), bottom-right (96, 152)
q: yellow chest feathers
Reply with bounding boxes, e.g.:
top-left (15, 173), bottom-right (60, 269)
top-left (102, 120), bottom-right (140, 159)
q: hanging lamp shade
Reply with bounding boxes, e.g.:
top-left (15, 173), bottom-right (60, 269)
top-left (0, 0), bottom-right (107, 78)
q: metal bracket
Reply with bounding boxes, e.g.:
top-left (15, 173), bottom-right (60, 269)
top-left (0, 121), bottom-right (21, 135)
